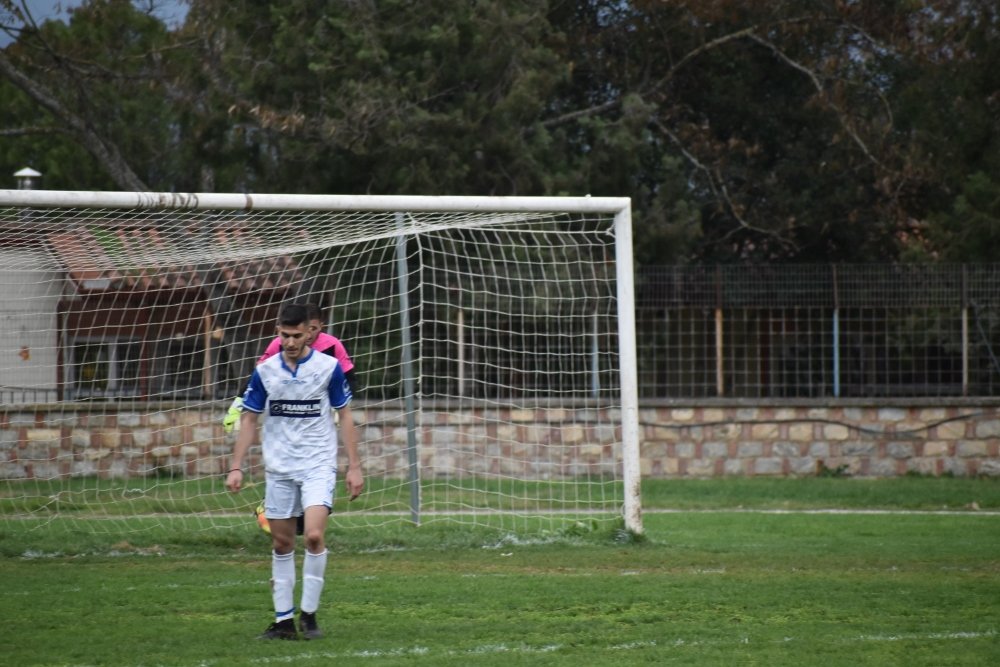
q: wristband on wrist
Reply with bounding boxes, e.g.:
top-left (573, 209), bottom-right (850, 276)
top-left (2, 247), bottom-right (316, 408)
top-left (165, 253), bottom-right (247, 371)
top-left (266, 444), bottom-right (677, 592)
top-left (228, 468), bottom-right (243, 473)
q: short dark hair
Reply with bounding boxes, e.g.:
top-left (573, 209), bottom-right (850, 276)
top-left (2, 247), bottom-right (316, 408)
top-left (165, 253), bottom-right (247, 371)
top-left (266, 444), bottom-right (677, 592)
top-left (298, 302), bottom-right (324, 322)
top-left (278, 303), bottom-right (310, 327)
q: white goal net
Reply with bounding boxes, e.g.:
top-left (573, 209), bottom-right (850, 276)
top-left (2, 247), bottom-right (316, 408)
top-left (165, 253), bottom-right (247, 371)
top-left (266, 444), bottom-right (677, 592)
top-left (0, 190), bottom-right (641, 537)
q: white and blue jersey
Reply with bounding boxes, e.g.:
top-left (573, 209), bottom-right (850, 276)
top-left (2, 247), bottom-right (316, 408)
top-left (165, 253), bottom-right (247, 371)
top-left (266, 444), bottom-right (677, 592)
top-left (241, 349), bottom-right (352, 478)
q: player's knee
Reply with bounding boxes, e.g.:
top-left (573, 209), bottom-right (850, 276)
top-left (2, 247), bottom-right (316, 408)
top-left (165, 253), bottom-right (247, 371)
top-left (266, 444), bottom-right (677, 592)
top-left (272, 534), bottom-right (295, 553)
top-left (304, 528), bottom-right (324, 551)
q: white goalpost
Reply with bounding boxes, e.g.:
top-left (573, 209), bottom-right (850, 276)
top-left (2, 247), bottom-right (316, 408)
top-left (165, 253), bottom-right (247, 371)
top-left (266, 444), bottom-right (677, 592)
top-left (0, 190), bottom-right (642, 536)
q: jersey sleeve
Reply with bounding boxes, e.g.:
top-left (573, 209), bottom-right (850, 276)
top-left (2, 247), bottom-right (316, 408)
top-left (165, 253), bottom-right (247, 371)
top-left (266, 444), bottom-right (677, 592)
top-left (241, 369), bottom-right (268, 413)
top-left (328, 364), bottom-right (353, 409)
top-left (257, 337), bottom-right (282, 365)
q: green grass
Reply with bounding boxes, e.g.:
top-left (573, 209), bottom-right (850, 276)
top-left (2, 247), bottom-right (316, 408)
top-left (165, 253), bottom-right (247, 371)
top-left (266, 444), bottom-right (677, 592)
top-left (4, 473), bottom-right (997, 517)
top-left (0, 475), bottom-right (626, 515)
top-left (2, 477), bottom-right (999, 666)
top-left (641, 475), bottom-right (1000, 511)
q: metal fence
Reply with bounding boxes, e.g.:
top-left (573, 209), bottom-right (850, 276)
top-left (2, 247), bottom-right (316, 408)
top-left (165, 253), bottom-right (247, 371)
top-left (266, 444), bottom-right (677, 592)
top-left (635, 264), bottom-right (1000, 399)
top-left (6, 264), bottom-right (1000, 405)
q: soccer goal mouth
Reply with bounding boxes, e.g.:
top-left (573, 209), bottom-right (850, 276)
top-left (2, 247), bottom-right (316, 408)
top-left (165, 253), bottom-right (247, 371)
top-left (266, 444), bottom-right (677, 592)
top-left (0, 189), bottom-right (643, 537)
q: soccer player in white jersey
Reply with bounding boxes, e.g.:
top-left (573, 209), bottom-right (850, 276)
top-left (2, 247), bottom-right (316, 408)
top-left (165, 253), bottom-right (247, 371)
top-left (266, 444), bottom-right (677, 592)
top-left (225, 303), bottom-right (363, 640)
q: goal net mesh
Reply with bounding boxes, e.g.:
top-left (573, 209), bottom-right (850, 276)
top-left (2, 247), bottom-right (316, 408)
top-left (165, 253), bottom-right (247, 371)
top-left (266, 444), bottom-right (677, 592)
top-left (0, 195), bottom-right (633, 537)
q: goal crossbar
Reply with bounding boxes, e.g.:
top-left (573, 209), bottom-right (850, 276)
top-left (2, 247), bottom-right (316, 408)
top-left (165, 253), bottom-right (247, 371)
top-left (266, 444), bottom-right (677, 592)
top-left (0, 189), bottom-right (630, 214)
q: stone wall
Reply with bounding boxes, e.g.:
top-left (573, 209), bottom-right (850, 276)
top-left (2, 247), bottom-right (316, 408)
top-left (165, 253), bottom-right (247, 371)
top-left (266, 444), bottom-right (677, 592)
top-left (638, 401), bottom-right (1000, 478)
top-left (1, 400), bottom-right (998, 479)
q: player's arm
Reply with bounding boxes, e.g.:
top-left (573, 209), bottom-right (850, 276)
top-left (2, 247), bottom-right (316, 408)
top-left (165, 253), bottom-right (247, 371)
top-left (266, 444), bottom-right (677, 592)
top-left (329, 366), bottom-right (363, 499)
top-left (225, 370), bottom-right (267, 492)
top-left (338, 404), bottom-right (363, 500)
top-left (225, 411), bottom-right (259, 493)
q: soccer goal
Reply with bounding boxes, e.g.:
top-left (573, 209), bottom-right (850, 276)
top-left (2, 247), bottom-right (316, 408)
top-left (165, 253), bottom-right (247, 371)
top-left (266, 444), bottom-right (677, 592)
top-left (0, 190), bottom-right (642, 536)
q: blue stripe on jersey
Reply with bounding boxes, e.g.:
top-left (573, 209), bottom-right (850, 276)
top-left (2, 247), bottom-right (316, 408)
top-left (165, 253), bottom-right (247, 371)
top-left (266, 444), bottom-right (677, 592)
top-left (242, 368), bottom-right (267, 413)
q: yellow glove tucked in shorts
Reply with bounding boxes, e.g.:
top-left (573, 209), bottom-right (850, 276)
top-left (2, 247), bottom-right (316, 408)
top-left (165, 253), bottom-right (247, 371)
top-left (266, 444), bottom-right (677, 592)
top-left (223, 397), bottom-right (243, 434)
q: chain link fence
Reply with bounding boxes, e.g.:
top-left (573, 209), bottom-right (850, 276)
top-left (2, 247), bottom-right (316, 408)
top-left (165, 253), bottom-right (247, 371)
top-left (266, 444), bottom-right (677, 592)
top-left (636, 264), bottom-right (1000, 399)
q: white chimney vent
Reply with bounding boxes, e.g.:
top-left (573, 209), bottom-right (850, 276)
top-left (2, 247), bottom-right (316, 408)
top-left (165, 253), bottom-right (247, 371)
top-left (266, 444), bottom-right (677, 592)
top-left (14, 167), bottom-right (42, 190)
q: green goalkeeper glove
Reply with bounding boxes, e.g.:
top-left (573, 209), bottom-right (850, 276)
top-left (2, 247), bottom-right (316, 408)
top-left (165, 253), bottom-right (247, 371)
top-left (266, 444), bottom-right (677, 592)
top-left (223, 397), bottom-right (243, 434)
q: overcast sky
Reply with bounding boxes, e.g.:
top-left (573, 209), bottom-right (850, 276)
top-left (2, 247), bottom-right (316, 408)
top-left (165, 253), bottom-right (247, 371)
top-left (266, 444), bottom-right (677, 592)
top-left (1, 0), bottom-right (188, 46)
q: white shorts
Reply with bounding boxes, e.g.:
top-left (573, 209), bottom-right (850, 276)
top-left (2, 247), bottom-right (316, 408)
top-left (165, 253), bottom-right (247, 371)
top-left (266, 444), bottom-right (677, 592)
top-left (264, 465), bottom-right (336, 519)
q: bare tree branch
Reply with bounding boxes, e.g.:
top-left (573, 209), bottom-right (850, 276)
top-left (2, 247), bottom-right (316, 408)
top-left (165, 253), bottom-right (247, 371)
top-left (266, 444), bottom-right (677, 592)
top-left (542, 22), bottom-right (792, 129)
top-left (0, 124), bottom-right (64, 137)
top-left (0, 49), bottom-right (149, 191)
top-left (745, 32), bottom-right (884, 169)
top-left (652, 116), bottom-right (796, 252)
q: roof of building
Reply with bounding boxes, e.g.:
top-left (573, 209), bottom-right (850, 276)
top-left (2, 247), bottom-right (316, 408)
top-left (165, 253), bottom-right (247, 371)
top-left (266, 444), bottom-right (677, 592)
top-left (46, 226), bottom-right (305, 296)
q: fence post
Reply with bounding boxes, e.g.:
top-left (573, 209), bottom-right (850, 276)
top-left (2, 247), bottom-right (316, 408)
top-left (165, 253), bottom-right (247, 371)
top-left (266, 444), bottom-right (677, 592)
top-left (962, 265), bottom-right (969, 397)
top-left (715, 266), bottom-right (724, 397)
top-left (832, 264), bottom-right (840, 398)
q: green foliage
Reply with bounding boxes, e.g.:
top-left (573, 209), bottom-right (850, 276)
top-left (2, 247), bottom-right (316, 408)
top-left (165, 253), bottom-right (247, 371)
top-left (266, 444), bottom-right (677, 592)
top-left (0, 75), bottom-right (117, 190)
top-left (172, 0), bottom-right (567, 195)
top-left (924, 172), bottom-right (1000, 261)
top-left (817, 462), bottom-right (851, 478)
top-left (2, 0), bottom-right (178, 189)
top-left (1, 1), bottom-right (998, 263)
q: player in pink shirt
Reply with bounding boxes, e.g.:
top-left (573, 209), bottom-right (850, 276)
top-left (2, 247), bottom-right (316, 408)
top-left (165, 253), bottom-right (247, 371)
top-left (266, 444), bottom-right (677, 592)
top-left (257, 330), bottom-right (353, 375)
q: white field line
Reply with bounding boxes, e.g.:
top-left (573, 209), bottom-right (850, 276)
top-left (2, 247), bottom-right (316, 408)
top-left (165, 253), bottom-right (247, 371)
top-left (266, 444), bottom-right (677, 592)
top-left (340, 507), bottom-right (1000, 517)
top-left (645, 508), bottom-right (1000, 516)
top-left (5, 507), bottom-right (1000, 521)
top-left (75, 629), bottom-right (997, 667)
top-left (268, 627), bottom-right (989, 655)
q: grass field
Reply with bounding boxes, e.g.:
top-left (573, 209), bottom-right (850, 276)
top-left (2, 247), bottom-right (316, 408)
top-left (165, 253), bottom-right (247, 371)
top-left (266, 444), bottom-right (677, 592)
top-left (2, 477), bottom-right (998, 666)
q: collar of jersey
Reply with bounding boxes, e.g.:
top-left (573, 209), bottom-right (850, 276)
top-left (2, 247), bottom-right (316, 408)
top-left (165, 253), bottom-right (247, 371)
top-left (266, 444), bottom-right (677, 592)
top-left (280, 348), bottom-right (314, 377)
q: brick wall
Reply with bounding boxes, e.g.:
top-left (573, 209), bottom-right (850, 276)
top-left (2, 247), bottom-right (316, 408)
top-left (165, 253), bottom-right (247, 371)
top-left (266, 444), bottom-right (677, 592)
top-left (1, 401), bottom-right (998, 479)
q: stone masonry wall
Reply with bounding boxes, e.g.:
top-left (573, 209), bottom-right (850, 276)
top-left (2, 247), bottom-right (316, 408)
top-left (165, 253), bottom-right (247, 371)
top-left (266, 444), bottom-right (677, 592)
top-left (638, 402), bottom-right (1000, 478)
top-left (1, 401), bottom-right (998, 480)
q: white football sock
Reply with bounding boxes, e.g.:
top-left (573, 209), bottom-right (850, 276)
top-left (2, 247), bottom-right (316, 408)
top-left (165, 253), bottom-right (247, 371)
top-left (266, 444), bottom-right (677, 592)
top-left (271, 550), bottom-right (296, 622)
top-left (300, 549), bottom-right (328, 614)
